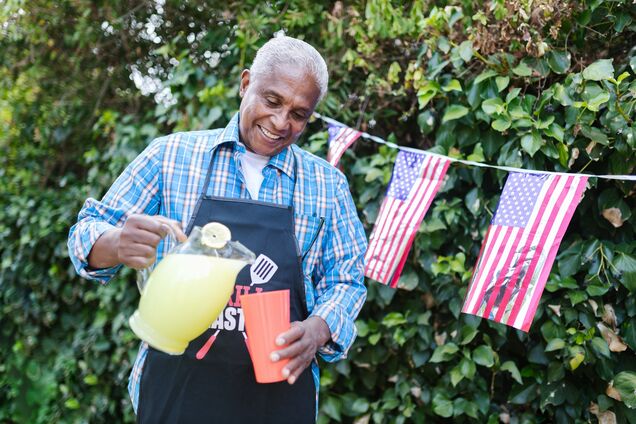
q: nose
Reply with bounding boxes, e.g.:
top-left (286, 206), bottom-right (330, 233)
top-left (271, 111), bottom-right (291, 134)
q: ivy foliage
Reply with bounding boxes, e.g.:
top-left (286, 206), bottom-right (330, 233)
top-left (1, 1), bottom-right (635, 423)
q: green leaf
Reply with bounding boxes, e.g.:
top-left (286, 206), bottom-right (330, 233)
top-left (614, 371), bottom-right (636, 408)
top-left (466, 143), bottom-right (485, 162)
top-left (432, 393), bottom-right (454, 417)
top-left (587, 91), bottom-right (610, 112)
top-left (568, 290), bottom-right (588, 306)
top-left (442, 79), bottom-right (462, 92)
top-left (582, 59), bottom-right (615, 81)
top-left (544, 123), bottom-right (564, 142)
top-left (459, 41), bottom-right (473, 62)
top-left (501, 361), bottom-right (523, 384)
top-left (453, 398), bottom-right (479, 419)
top-left (442, 105), bottom-right (469, 122)
top-left (586, 280), bottom-right (610, 296)
top-left (83, 374), bottom-right (98, 385)
top-left (369, 333), bottom-right (381, 345)
top-left (558, 142), bottom-right (568, 167)
top-left (382, 312), bottom-right (407, 327)
top-left (450, 366), bottom-right (464, 387)
top-left (474, 70), bottom-right (498, 84)
top-left (322, 396), bottom-right (342, 421)
top-left (459, 357), bottom-right (477, 380)
top-left (521, 132), bottom-right (543, 157)
top-left (417, 111), bottom-right (436, 135)
top-left (364, 168), bottom-right (384, 182)
top-left (553, 83), bottom-right (573, 106)
top-left (509, 106), bottom-right (530, 119)
top-left (495, 76), bottom-right (510, 92)
top-left (418, 91), bottom-right (436, 108)
top-left (397, 271), bottom-right (419, 291)
top-left (547, 50), bottom-right (571, 74)
top-left (510, 383), bottom-right (538, 404)
top-left (512, 61), bottom-right (533, 77)
top-left (534, 115), bottom-right (555, 130)
top-left (430, 343), bottom-right (460, 363)
top-left (590, 337), bottom-right (611, 358)
top-left (616, 253), bottom-right (636, 292)
top-left (623, 318), bottom-right (636, 351)
top-left (616, 71), bottom-right (630, 85)
top-left (615, 253), bottom-right (636, 273)
top-left (631, 56), bottom-right (636, 73)
top-left (491, 118), bottom-right (511, 132)
top-left (438, 36), bottom-right (451, 53)
top-left (580, 126), bottom-right (609, 145)
top-left (459, 325), bottom-right (478, 345)
top-left (569, 351), bottom-right (585, 370)
top-left (614, 12), bottom-right (633, 32)
top-left (506, 88), bottom-right (521, 103)
top-left (481, 98), bottom-right (505, 115)
top-left (64, 398), bottom-right (80, 410)
top-left (545, 338), bottom-right (566, 352)
top-left (472, 345), bottom-right (495, 367)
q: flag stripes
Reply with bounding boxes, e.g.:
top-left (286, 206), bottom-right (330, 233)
top-left (327, 125), bottom-right (362, 166)
top-left (365, 152), bottom-right (450, 287)
top-left (462, 173), bottom-right (588, 331)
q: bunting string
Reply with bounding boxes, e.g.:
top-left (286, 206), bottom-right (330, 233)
top-left (313, 112), bottom-right (636, 182)
top-left (315, 111), bottom-right (634, 332)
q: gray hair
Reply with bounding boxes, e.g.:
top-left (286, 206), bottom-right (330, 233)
top-left (249, 35), bottom-right (329, 101)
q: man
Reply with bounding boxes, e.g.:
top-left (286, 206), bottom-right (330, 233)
top-left (68, 35), bottom-right (367, 423)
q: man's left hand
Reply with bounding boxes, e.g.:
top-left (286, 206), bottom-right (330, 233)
top-left (270, 316), bottom-right (331, 385)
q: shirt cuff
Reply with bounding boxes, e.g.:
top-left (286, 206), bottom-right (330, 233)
top-left (310, 301), bottom-right (357, 363)
top-left (70, 221), bottom-right (122, 283)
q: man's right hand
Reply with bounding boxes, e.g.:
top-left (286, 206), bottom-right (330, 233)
top-left (88, 214), bottom-right (187, 270)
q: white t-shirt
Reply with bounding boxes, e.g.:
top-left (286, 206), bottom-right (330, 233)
top-left (240, 150), bottom-right (270, 199)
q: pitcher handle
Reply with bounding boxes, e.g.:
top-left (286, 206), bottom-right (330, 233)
top-left (135, 223), bottom-right (179, 295)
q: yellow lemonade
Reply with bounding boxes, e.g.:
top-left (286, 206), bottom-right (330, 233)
top-left (129, 253), bottom-right (247, 354)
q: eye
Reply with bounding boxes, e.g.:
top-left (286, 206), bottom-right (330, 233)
top-left (265, 97), bottom-right (279, 107)
top-left (293, 111), bottom-right (308, 120)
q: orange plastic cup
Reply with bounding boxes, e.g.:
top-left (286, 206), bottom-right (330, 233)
top-left (240, 289), bottom-right (290, 383)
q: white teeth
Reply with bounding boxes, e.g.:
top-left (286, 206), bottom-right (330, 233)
top-left (260, 126), bottom-right (282, 140)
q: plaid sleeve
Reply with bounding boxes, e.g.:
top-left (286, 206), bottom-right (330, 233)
top-left (67, 139), bottom-right (164, 283)
top-left (310, 175), bottom-right (367, 362)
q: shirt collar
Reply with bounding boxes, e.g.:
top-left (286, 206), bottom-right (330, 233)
top-left (210, 112), bottom-right (295, 178)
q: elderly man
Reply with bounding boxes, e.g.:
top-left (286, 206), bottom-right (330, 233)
top-left (68, 35), bottom-right (367, 423)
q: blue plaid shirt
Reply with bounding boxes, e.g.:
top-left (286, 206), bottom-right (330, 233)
top-left (68, 113), bottom-right (368, 412)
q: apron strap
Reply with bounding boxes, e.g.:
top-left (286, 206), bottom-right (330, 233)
top-left (202, 141), bottom-right (299, 208)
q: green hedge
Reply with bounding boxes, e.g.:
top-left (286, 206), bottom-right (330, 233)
top-left (1, 1), bottom-right (635, 422)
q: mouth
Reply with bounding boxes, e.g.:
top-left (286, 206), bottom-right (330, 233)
top-left (258, 125), bottom-right (284, 142)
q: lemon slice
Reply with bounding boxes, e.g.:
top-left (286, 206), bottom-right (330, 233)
top-left (201, 222), bottom-right (232, 249)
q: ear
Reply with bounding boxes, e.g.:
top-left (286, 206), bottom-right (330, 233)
top-left (239, 69), bottom-right (251, 98)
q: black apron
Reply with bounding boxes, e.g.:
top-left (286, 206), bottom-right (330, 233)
top-left (137, 145), bottom-right (316, 423)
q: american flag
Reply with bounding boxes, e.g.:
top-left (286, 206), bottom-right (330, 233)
top-left (365, 150), bottom-right (450, 287)
top-left (327, 124), bottom-right (362, 166)
top-left (462, 172), bottom-right (588, 331)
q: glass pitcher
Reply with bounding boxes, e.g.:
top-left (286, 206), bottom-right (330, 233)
top-left (129, 225), bottom-right (255, 355)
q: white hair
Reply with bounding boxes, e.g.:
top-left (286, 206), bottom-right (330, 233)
top-left (249, 35), bottom-right (329, 101)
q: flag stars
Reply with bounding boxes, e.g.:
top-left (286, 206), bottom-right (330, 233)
top-left (493, 172), bottom-right (545, 227)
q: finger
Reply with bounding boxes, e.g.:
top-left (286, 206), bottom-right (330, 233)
top-left (275, 322), bottom-right (305, 346)
top-left (125, 255), bottom-right (156, 270)
top-left (271, 339), bottom-right (305, 361)
top-left (128, 214), bottom-right (163, 234)
top-left (155, 216), bottom-right (187, 242)
top-left (120, 242), bottom-right (157, 259)
top-left (126, 228), bottom-right (163, 246)
top-left (283, 357), bottom-right (311, 385)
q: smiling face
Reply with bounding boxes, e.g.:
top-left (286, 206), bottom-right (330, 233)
top-left (238, 64), bottom-right (321, 157)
